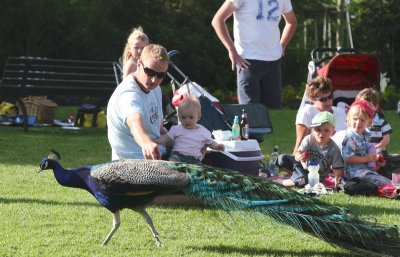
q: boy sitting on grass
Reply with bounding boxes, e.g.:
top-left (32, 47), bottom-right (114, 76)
top-left (280, 111), bottom-right (344, 188)
top-left (355, 88), bottom-right (400, 179)
top-left (342, 100), bottom-right (399, 198)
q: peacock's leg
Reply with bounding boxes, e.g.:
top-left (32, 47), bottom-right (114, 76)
top-left (136, 208), bottom-right (163, 247)
top-left (102, 211), bottom-right (121, 245)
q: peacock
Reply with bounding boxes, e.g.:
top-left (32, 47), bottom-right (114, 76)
top-left (38, 150), bottom-right (400, 256)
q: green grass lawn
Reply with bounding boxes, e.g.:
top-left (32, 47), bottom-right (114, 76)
top-left (0, 108), bottom-right (399, 257)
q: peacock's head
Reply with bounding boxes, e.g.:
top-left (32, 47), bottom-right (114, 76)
top-left (38, 158), bottom-right (53, 173)
top-left (37, 149), bottom-right (61, 173)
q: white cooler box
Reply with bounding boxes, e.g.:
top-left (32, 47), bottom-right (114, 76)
top-left (203, 139), bottom-right (265, 176)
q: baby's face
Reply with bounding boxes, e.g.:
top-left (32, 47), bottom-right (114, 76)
top-left (312, 123), bottom-right (335, 146)
top-left (178, 106), bottom-right (200, 129)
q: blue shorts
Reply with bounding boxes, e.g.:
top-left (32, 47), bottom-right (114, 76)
top-left (237, 59), bottom-right (282, 109)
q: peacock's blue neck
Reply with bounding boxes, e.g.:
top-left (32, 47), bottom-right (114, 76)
top-left (52, 162), bottom-right (91, 192)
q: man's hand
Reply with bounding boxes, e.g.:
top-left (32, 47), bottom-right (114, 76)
top-left (229, 50), bottom-right (250, 70)
top-left (142, 142), bottom-right (161, 160)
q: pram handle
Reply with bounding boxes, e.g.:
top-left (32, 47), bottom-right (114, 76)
top-left (166, 49), bottom-right (191, 87)
top-left (168, 50), bottom-right (180, 58)
top-left (311, 47), bottom-right (361, 65)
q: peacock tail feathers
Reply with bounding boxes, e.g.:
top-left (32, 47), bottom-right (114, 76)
top-left (166, 162), bottom-right (400, 257)
top-left (38, 152), bottom-right (400, 256)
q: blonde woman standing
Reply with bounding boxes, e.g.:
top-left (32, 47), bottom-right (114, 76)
top-left (122, 26), bottom-right (149, 79)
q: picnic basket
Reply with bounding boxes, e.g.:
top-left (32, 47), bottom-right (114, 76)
top-left (22, 96), bottom-right (57, 124)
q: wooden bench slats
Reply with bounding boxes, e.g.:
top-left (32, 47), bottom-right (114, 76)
top-left (1, 56), bottom-right (117, 95)
top-left (2, 78), bottom-right (115, 88)
top-left (3, 70), bottom-right (115, 81)
top-left (2, 88), bottom-right (113, 97)
top-left (4, 64), bottom-right (114, 75)
top-left (0, 56), bottom-right (118, 131)
top-left (7, 56), bottom-right (112, 67)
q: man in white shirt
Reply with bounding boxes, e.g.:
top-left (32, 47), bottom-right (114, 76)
top-left (212, 0), bottom-right (297, 108)
top-left (107, 44), bottom-right (169, 160)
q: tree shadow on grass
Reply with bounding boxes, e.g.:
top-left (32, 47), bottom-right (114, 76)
top-left (0, 197), bottom-right (99, 208)
top-left (333, 201), bottom-right (400, 217)
top-left (1, 195), bottom-right (398, 217)
top-left (190, 245), bottom-right (356, 257)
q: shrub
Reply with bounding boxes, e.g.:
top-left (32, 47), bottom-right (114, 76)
top-left (283, 84), bottom-right (302, 109)
top-left (380, 85), bottom-right (399, 109)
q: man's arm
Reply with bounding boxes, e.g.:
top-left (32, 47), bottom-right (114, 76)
top-left (280, 10), bottom-right (297, 56)
top-left (126, 112), bottom-right (161, 160)
top-left (211, 1), bottom-right (250, 70)
top-left (293, 124), bottom-right (308, 154)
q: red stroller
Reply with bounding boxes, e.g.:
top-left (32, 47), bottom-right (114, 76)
top-left (301, 47), bottom-right (381, 108)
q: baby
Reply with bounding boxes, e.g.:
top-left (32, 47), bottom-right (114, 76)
top-left (155, 96), bottom-right (224, 165)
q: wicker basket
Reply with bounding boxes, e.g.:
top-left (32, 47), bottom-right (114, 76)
top-left (22, 96), bottom-right (57, 124)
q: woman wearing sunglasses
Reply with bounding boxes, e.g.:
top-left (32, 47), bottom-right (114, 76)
top-left (275, 76), bottom-right (348, 183)
top-left (293, 77), bottom-right (347, 154)
top-left (107, 44), bottom-right (169, 161)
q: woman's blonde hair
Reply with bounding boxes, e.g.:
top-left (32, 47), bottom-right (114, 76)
top-left (122, 26), bottom-right (149, 65)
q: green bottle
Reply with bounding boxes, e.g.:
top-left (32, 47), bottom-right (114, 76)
top-left (231, 115), bottom-right (240, 140)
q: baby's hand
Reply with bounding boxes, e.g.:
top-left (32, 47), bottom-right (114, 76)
top-left (217, 144), bottom-right (225, 151)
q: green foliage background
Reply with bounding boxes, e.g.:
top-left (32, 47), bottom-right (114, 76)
top-left (0, 0), bottom-right (399, 106)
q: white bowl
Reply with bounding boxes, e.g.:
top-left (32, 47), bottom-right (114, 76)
top-left (212, 130), bottom-right (232, 141)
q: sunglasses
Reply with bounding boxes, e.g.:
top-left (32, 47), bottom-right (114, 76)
top-left (141, 61), bottom-right (166, 79)
top-left (316, 94), bottom-right (333, 102)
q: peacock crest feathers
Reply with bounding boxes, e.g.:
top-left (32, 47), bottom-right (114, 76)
top-left (48, 149), bottom-right (61, 161)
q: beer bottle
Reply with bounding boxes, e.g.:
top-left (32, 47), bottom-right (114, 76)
top-left (239, 109), bottom-right (249, 140)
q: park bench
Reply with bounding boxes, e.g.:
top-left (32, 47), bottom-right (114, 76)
top-left (0, 56), bottom-right (117, 131)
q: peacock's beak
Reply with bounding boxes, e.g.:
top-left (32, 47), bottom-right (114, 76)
top-left (37, 159), bottom-right (48, 173)
top-left (37, 162), bottom-right (45, 173)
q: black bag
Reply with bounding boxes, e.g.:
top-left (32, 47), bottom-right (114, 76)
top-left (222, 103), bottom-right (273, 142)
top-left (343, 177), bottom-right (379, 196)
top-left (222, 103), bottom-right (273, 134)
top-left (197, 95), bottom-right (231, 132)
top-left (75, 104), bottom-right (105, 127)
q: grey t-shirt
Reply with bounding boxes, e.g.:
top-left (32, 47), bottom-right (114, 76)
top-left (298, 134), bottom-right (344, 178)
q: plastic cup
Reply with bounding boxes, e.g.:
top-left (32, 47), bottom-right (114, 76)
top-left (392, 172), bottom-right (400, 189)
